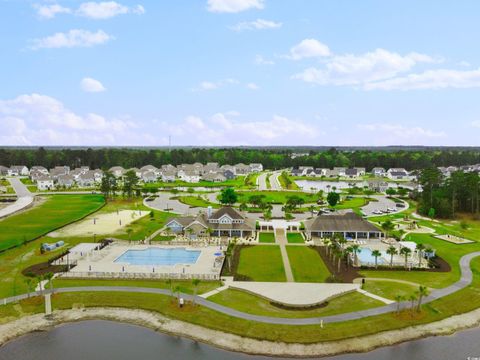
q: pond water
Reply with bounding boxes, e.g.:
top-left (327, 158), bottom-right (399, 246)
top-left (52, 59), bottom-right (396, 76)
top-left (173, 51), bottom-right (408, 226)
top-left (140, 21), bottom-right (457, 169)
top-left (0, 320), bottom-right (479, 360)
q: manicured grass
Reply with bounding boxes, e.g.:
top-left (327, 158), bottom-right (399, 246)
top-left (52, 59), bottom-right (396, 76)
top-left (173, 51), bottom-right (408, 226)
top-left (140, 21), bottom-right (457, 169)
top-left (152, 235), bottom-right (175, 241)
top-left (286, 232), bottom-right (304, 243)
top-left (176, 196), bottom-right (221, 208)
top-left (237, 191), bottom-right (319, 204)
top-left (208, 288), bottom-right (382, 318)
top-left (362, 280), bottom-right (421, 300)
top-left (333, 197), bottom-right (369, 210)
top-left (236, 245), bottom-right (286, 282)
top-left (143, 176), bottom-right (248, 189)
top-left (286, 246), bottom-right (331, 282)
top-left (53, 278), bottom-right (221, 295)
top-left (258, 232), bottom-right (276, 243)
top-left (0, 194), bottom-right (105, 252)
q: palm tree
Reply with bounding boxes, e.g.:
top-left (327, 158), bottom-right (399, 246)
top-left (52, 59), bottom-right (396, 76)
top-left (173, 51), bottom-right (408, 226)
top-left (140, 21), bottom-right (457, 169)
top-left (323, 238), bottom-right (331, 257)
top-left (409, 294), bottom-right (417, 313)
top-left (335, 249), bottom-right (343, 272)
top-left (386, 246), bottom-right (398, 267)
top-left (44, 272), bottom-right (54, 293)
top-left (24, 278), bottom-right (34, 298)
top-left (416, 243), bottom-right (426, 267)
top-left (351, 244), bottom-right (361, 266)
top-left (394, 295), bottom-right (404, 314)
top-left (400, 247), bottom-right (412, 269)
top-left (308, 205), bottom-right (316, 217)
top-left (381, 220), bottom-right (395, 238)
top-left (345, 246), bottom-right (353, 267)
top-left (126, 228), bottom-right (133, 243)
top-left (416, 286), bottom-right (430, 312)
top-left (174, 285), bottom-right (181, 306)
top-left (371, 249), bottom-right (382, 268)
top-left (166, 279), bottom-right (174, 299)
top-left (192, 279), bottom-right (200, 306)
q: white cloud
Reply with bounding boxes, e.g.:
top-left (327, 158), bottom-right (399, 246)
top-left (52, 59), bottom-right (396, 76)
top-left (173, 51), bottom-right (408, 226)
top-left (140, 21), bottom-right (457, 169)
top-left (80, 77), bottom-right (106, 92)
top-left (77, 1), bottom-right (144, 19)
top-left (207, 0), bottom-right (264, 13)
top-left (246, 82), bottom-right (259, 90)
top-left (192, 78), bottom-right (238, 91)
top-left (0, 94), bottom-right (139, 145)
top-left (287, 39), bottom-right (331, 60)
top-left (358, 123), bottom-right (446, 143)
top-left (34, 4), bottom-right (72, 19)
top-left (30, 29), bottom-right (113, 50)
top-left (230, 18), bottom-right (281, 31)
top-left (158, 112), bottom-right (321, 146)
top-left (254, 54), bottom-right (274, 65)
top-left (364, 68), bottom-right (480, 90)
top-left (293, 48), bottom-right (438, 86)
top-left (471, 120), bottom-right (480, 128)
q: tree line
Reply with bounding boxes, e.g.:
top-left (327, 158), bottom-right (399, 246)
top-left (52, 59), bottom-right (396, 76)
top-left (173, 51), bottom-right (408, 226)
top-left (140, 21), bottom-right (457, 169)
top-left (1, 147), bottom-right (480, 171)
top-left (417, 168), bottom-right (480, 218)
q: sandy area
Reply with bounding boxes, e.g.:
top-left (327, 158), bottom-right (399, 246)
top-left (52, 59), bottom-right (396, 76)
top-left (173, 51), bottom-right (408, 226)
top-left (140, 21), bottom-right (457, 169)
top-left (2, 306), bottom-right (480, 357)
top-left (49, 210), bottom-right (148, 238)
top-left (435, 234), bottom-right (474, 244)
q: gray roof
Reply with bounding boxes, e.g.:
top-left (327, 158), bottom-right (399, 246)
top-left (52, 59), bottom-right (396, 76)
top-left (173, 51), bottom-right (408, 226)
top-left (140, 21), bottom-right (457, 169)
top-left (209, 207), bottom-right (245, 220)
top-left (305, 212), bottom-right (381, 233)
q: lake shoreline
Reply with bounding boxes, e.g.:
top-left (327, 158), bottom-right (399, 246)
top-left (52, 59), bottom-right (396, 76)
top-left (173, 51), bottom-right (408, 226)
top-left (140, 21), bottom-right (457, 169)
top-left (1, 307), bottom-right (480, 358)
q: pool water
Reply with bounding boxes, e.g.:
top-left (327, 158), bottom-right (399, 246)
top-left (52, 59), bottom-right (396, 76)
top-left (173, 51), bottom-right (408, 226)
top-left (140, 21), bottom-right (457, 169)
top-left (357, 248), bottom-right (386, 264)
top-left (115, 248), bottom-right (201, 266)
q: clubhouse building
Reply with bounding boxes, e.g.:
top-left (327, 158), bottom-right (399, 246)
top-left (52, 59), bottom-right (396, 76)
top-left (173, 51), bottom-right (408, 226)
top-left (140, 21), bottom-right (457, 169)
top-left (304, 212), bottom-right (384, 240)
top-left (165, 207), bottom-right (256, 239)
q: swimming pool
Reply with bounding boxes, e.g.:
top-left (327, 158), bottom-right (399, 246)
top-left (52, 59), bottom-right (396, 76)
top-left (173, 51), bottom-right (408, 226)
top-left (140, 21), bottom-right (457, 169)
top-left (357, 247), bottom-right (386, 264)
top-left (115, 248), bottom-right (201, 266)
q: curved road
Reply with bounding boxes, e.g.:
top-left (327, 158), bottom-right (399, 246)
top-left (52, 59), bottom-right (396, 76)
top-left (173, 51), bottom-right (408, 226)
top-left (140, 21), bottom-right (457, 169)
top-left (0, 178), bottom-right (34, 219)
top-left (2, 251), bottom-right (479, 325)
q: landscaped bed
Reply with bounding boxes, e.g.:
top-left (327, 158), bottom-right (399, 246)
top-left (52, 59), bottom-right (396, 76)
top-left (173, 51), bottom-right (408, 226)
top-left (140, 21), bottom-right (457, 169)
top-left (236, 245), bottom-right (286, 282)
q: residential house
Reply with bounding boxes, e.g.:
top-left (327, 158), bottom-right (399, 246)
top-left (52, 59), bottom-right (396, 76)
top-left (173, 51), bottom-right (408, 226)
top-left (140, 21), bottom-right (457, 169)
top-left (109, 166), bottom-right (126, 178)
top-left (37, 175), bottom-right (54, 191)
top-left (77, 172), bottom-right (96, 187)
top-left (178, 170), bottom-right (200, 183)
top-left (30, 166), bottom-right (49, 175)
top-left (49, 166), bottom-right (69, 179)
top-left (333, 167), bottom-right (347, 177)
top-left (203, 162), bottom-right (219, 174)
top-left (371, 167), bottom-right (386, 177)
top-left (8, 166), bottom-right (29, 176)
top-left (234, 163), bottom-right (251, 175)
top-left (223, 169), bottom-right (236, 180)
top-left (368, 180), bottom-right (389, 193)
top-left (355, 167), bottom-right (366, 176)
top-left (387, 168), bottom-right (409, 180)
top-left (29, 170), bottom-right (44, 182)
top-left (290, 168), bottom-right (303, 177)
top-left (161, 170), bottom-right (176, 182)
top-left (57, 174), bottom-right (75, 188)
top-left (0, 166), bottom-right (8, 176)
top-left (203, 172), bottom-right (226, 182)
top-left (141, 170), bottom-right (157, 183)
top-left (220, 164), bottom-right (235, 174)
top-left (91, 169), bottom-right (103, 183)
top-left (345, 168), bottom-right (359, 179)
top-left (249, 163), bottom-right (263, 172)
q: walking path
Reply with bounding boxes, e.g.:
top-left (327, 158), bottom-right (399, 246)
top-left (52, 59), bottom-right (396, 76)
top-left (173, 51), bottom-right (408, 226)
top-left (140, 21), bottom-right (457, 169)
top-left (357, 289), bottom-right (394, 305)
top-left (0, 178), bottom-right (34, 219)
top-left (275, 229), bottom-right (294, 282)
top-left (1, 252), bottom-right (479, 325)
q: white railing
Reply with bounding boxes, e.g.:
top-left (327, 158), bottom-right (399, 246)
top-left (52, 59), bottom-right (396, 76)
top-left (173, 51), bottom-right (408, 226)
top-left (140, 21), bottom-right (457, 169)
top-left (58, 271), bottom-right (220, 280)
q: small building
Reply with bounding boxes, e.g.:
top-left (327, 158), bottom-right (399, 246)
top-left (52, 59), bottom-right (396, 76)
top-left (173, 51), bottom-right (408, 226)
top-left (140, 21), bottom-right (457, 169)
top-left (368, 180), bottom-right (389, 193)
top-left (223, 169), bottom-right (236, 180)
top-left (57, 174), bottom-right (75, 188)
top-left (234, 163), bottom-right (251, 175)
top-left (8, 165), bottom-right (29, 176)
top-left (141, 170), bottom-right (157, 183)
top-left (249, 163), bottom-right (263, 172)
top-left (178, 170), bottom-right (200, 183)
top-left (371, 167), bottom-right (386, 177)
top-left (161, 170), bottom-right (176, 182)
top-left (203, 172), bottom-right (227, 182)
top-left (109, 166), bottom-right (126, 178)
top-left (30, 166), bottom-right (49, 175)
top-left (387, 168), bottom-right (410, 180)
top-left (304, 212), bottom-right (383, 240)
top-left (345, 168), bottom-right (359, 178)
top-left (0, 165), bottom-right (8, 176)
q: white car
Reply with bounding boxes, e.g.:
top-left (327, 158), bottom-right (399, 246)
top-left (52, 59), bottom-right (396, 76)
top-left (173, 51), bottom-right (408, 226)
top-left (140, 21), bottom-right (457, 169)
top-left (387, 207), bottom-right (396, 212)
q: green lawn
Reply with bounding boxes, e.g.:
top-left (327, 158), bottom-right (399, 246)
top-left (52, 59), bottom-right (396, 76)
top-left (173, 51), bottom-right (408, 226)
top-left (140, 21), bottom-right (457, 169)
top-left (53, 278), bottom-right (221, 295)
top-left (258, 232), bottom-right (276, 243)
top-left (143, 176), bottom-right (248, 189)
top-left (208, 288), bottom-right (382, 318)
top-left (286, 246), bottom-right (331, 282)
top-left (237, 191), bottom-right (319, 204)
top-left (0, 194), bottom-right (105, 251)
top-left (175, 196), bottom-right (221, 209)
top-left (236, 245), bottom-right (286, 282)
top-left (333, 197), bottom-right (369, 210)
top-left (286, 232), bottom-right (304, 243)
top-left (362, 280), bottom-right (421, 300)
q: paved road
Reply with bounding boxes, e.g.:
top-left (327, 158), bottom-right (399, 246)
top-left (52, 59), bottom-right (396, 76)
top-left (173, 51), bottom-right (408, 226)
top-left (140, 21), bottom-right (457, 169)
top-left (257, 172), bottom-right (269, 190)
top-left (362, 195), bottom-right (408, 217)
top-left (2, 251), bottom-right (479, 325)
top-left (269, 171), bottom-right (282, 190)
top-left (0, 178), bottom-right (34, 219)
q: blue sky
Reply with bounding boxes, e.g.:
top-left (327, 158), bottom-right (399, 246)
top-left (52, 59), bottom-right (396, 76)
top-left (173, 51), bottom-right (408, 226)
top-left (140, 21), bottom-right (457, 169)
top-left (1, 0), bottom-right (480, 146)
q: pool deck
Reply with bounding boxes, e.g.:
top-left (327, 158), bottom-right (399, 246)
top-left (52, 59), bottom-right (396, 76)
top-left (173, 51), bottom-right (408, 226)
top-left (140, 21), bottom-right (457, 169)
top-left (65, 244), bottom-right (224, 278)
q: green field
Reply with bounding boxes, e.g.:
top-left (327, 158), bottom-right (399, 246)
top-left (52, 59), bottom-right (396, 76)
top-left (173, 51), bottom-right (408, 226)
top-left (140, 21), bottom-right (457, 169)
top-left (236, 245), bottom-right (286, 282)
top-left (208, 288), bottom-right (381, 318)
top-left (0, 194), bottom-right (105, 251)
top-left (237, 191), bottom-right (319, 204)
top-left (286, 246), bottom-right (331, 282)
top-left (362, 280), bottom-right (421, 300)
top-left (143, 176), bottom-right (249, 189)
top-left (286, 232), bottom-right (304, 243)
top-left (258, 232), bottom-right (276, 243)
top-left (175, 196), bottom-right (221, 209)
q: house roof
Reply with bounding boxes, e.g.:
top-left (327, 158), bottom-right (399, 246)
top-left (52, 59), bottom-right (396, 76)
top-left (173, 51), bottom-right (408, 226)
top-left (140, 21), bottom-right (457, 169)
top-left (209, 207), bottom-right (245, 220)
top-left (305, 212), bottom-right (380, 233)
top-left (345, 168), bottom-right (358, 176)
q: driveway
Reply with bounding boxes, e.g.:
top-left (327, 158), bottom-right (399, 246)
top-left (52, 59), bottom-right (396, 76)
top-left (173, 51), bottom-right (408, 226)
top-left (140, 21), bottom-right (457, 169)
top-left (0, 178), bottom-right (34, 219)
